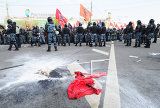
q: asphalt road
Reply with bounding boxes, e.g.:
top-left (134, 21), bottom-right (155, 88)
top-left (115, 39), bottom-right (160, 108)
top-left (0, 39), bottom-right (160, 108)
top-left (0, 43), bottom-right (110, 108)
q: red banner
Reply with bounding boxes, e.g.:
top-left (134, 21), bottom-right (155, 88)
top-left (80, 4), bottom-right (92, 21)
top-left (56, 9), bottom-right (67, 28)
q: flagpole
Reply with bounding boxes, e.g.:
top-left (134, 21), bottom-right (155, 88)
top-left (6, 0), bottom-right (9, 18)
top-left (90, 0), bottom-right (92, 22)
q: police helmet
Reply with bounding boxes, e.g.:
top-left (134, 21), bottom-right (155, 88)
top-left (7, 19), bottom-right (12, 24)
top-left (93, 22), bottom-right (96, 26)
top-left (149, 19), bottom-right (154, 24)
top-left (79, 23), bottom-right (82, 26)
top-left (137, 20), bottom-right (141, 25)
top-left (47, 17), bottom-right (53, 22)
top-left (129, 22), bottom-right (132, 25)
top-left (65, 24), bottom-right (67, 27)
top-left (102, 22), bottom-right (105, 27)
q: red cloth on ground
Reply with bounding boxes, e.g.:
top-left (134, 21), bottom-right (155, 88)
top-left (67, 71), bottom-right (107, 99)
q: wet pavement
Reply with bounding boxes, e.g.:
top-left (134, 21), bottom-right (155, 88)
top-left (0, 39), bottom-right (160, 108)
top-left (0, 43), bottom-right (110, 108)
top-left (115, 39), bottom-right (160, 108)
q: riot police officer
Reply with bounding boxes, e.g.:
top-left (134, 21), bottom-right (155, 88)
top-left (134, 20), bottom-right (142, 47)
top-left (56, 25), bottom-right (62, 46)
top-left (99, 22), bottom-right (106, 46)
top-left (125, 22), bottom-right (133, 46)
top-left (153, 24), bottom-right (160, 43)
top-left (31, 26), bottom-right (40, 46)
top-left (75, 23), bottom-right (84, 46)
top-left (62, 24), bottom-right (71, 46)
top-left (90, 22), bottom-right (98, 47)
top-left (39, 27), bottom-right (45, 44)
top-left (145, 19), bottom-right (156, 48)
top-left (35, 26), bottom-right (41, 46)
top-left (97, 24), bottom-right (101, 46)
top-left (7, 20), bottom-right (19, 51)
top-left (46, 17), bottom-right (57, 51)
top-left (141, 25), bottom-right (146, 44)
top-left (85, 22), bottom-right (92, 46)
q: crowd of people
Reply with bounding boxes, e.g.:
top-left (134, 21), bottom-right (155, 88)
top-left (0, 17), bottom-right (159, 51)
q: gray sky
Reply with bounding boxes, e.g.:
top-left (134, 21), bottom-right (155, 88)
top-left (1, 0), bottom-right (160, 24)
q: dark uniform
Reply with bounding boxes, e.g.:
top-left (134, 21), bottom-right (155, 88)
top-left (125, 22), bottom-right (133, 46)
top-left (97, 25), bottom-right (101, 46)
top-left (134, 20), bottom-right (142, 47)
top-left (145, 19), bottom-right (156, 48)
top-left (141, 25), bottom-right (146, 44)
top-left (99, 22), bottom-right (106, 46)
top-left (75, 23), bottom-right (84, 46)
top-left (85, 23), bottom-right (92, 46)
top-left (31, 26), bottom-right (40, 46)
top-left (62, 24), bottom-right (70, 46)
top-left (56, 25), bottom-right (62, 46)
top-left (46, 17), bottom-right (57, 51)
top-left (39, 27), bottom-right (45, 44)
top-left (90, 22), bottom-right (98, 47)
top-left (153, 24), bottom-right (160, 43)
top-left (123, 28), bottom-right (127, 43)
top-left (7, 20), bottom-right (19, 51)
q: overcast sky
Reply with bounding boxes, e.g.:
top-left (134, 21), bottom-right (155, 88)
top-left (0, 0), bottom-right (160, 24)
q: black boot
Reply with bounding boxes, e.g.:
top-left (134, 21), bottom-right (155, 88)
top-left (103, 42), bottom-right (106, 47)
top-left (54, 46), bottom-right (58, 51)
top-left (14, 44), bottom-right (19, 51)
top-left (125, 43), bottom-right (128, 46)
top-left (14, 48), bottom-right (19, 51)
top-left (128, 43), bottom-right (131, 46)
top-left (144, 45), bottom-right (150, 48)
top-left (75, 43), bottom-right (77, 46)
top-left (133, 44), bottom-right (137, 48)
top-left (47, 46), bottom-right (51, 52)
top-left (137, 44), bottom-right (141, 47)
top-left (152, 41), bottom-right (156, 43)
top-left (64, 43), bottom-right (66, 46)
top-left (80, 43), bottom-right (82, 46)
top-left (8, 44), bottom-right (12, 51)
top-left (95, 43), bottom-right (97, 47)
top-left (99, 42), bottom-right (102, 47)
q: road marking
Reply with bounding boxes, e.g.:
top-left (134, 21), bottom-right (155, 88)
top-left (149, 52), bottom-right (160, 56)
top-left (129, 55), bottom-right (139, 59)
top-left (103, 41), bottom-right (121, 108)
top-left (92, 49), bottom-right (109, 56)
top-left (78, 59), bottom-right (109, 65)
top-left (0, 64), bottom-right (24, 71)
top-left (67, 61), bottom-right (102, 108)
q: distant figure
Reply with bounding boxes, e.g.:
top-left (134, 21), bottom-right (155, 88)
top-left (145, 19), bottom-right (156, 48)
top-left (91, 22), bottom-right (98, 47)
top-left (99, 22), bottom-right (106, 46)
top-left (7, 19), bottom-right (19, 51)
top-left (134, 20), bottom-right (142, 47)
top-left (46, 17), bottom-right (57, 51)
top-left (75, 23), bottom-right (84, 46)
top-left (62, 24), bottom-right (71, 46)
top-left (153, 24), bottom-right (160, 43)
top-left (125, 22), bottom-right (133, 46)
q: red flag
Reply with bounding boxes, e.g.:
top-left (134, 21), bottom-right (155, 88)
top-left (56, 9), bottom-right (67, 28)
top-left (67, 71), bottom-right (107, 99)
top-left (110, 22), bottom-right (114, 27)
top-left (80, 4), bottom-right (92, 21)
